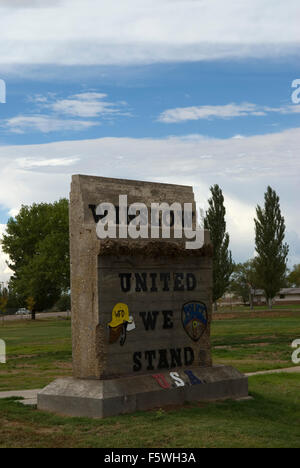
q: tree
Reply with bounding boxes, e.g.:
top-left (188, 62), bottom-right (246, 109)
top-left (254, 186), bottom-right (289, 308)
top-left (53, 293), bottom-right (71, 312)
top-left (287, 264), bottom-right (300, 287)
top-left (1, 199), bottom-right (69, 311)
top-left (204, 185), bottom-right (234, 309)
top-left (229, 260), bottom-right (258, 307)
top-left (0, 286), bottom-right (8, 324)
top-left (26, 296), bottom-right (36, 321)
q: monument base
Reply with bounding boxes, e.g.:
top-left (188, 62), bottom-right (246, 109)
top-left (37, 366), bottom-right (248, 419)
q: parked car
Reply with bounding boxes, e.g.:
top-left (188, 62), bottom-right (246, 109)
top-left (15, 308), bottom-right (30, 316)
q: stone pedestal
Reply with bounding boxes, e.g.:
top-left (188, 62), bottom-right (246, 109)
top-left (38, 366), bottom-right (248, 419)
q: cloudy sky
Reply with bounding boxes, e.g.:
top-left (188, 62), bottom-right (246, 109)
top-left (0, 0), bottom-right (300, 281)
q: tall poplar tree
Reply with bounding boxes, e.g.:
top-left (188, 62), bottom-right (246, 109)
top-left (204, 185), bottom-right (234, 308)
top-left (254, 186), bottom-right (289, 308)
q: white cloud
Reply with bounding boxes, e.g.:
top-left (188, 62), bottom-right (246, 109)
top-left (158, 102), bottom-right (300, 123)
top-left (1, 0), bottom-right (62, 8)
top-left (224, 195), bottom-right (256, 261)
top-left (2, 92), bottom-right (131, 134)
top-left (0, 126), bottom-right (299, 282)
top-left (268, 105), bottom-right (300, 115)
top-left (3, 115), bottom-right (99, 134)
top-left (0, 0), bottom-right (299, 66)
top-left (50, 93), bottom-right (108, 117)
top-left (16, 157), bottom-right (80, 168)
top-left (47, 92), bottom-right (129, 118)
top-left (0, 127), bottom-right (299, 209)
top-left (0, 224), bottom-right (13, 284)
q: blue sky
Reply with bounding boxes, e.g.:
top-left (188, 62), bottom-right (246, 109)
top-left (0, 0), bottom-right (300, 281)
top-left (2, 59), bottom-right (300, 145)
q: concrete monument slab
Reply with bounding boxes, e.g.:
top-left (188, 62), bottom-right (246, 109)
top-left (38, 175), bottom-right (248, 418)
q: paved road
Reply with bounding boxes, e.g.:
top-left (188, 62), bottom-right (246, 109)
top-left (1, 311), bottom-right (70, 322)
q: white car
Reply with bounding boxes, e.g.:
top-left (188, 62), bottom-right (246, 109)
top-left (16, 308), bottom-right (30, 316)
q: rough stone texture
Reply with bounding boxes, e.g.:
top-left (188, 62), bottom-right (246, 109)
top-left (37, 365), bottom-right (248, 418)
top-left (99, 239), bottom-right (213, 258)
top-left (69, 175), bottom-right (210, 380)
top-left (38, 175), bottom-right (248, 418)
top-left (98, 255), bottom-right (212, 378)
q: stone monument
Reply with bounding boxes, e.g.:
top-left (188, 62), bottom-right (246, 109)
top-left (37, 175), bottom-right (248, 418)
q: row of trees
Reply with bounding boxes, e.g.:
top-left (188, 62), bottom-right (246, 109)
top-left (230, 260), bottom-right (300, 306)
top-left (0, 184), bottom-right (293, 317)
top-left (206, 185), bottom-right (290, 309)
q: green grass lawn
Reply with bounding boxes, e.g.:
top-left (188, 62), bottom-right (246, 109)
top-left (0, 312), bottom-right (299, 448)
top-left (0, 318), bottom-right (72, 391)
top-left (0, 311), bottom-right (299, 390)
top-left (0, 373), bottom-right (299, 448)
top-left (211, 312), bottom-right (300, 373)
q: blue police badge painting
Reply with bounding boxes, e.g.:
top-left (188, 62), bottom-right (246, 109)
top-left (181, 301), bottom-right (208, 342)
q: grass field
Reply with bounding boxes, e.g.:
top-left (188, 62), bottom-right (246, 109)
top-left (1, 310), bottom-right (299, 390)
top-left (0, 311), bottom-right (299, 447)
top-left (0, 373), bottom-right (299, 448)
top-left (0, 318), bottom-right (72, 391)
top-left (218, 304), bottom-right (300, 312)
top-left (212, 310), bottom-right (300, 373)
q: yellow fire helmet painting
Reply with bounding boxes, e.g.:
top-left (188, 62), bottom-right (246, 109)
top-left (108, 303), bottom-right (136, 346)
top-left (109, 303), bottom-right (129, 328)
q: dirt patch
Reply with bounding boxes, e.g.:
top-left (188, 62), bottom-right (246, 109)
top-left (213, 310), bottom-right (299, 320)
top-left (37, 427), bottom-right (62, 434)
top-left (53, 362), bottom-right (72, 370)
top-left (9, 355), bottom-right (39, 360)
top-left (148, 401), bottom-right (207, 413)
top-left (244, 335), bottom-right (277, 341)
top-left (214, 341), bottom-right (276, 349)
top-left (214, 345), bottom-right (232, 349)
